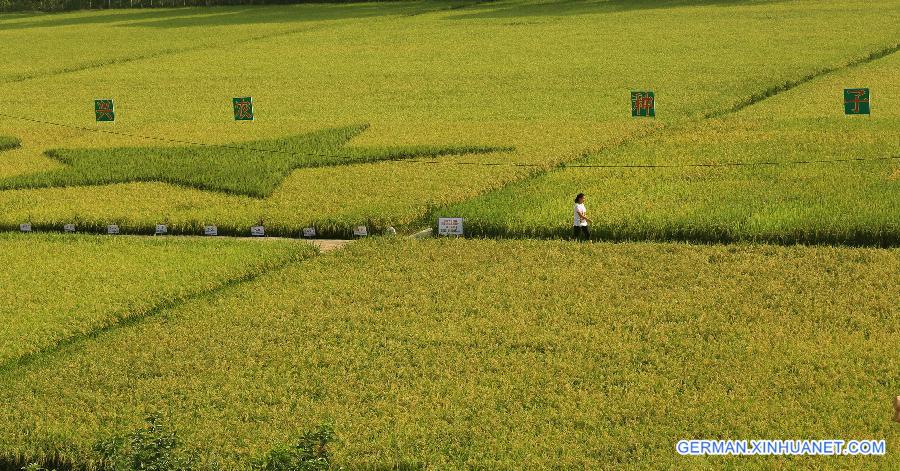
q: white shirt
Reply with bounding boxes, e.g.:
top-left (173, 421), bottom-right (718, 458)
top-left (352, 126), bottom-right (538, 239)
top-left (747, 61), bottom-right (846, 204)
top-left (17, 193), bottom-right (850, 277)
top-left (574, 203), bottom-right (588, 226)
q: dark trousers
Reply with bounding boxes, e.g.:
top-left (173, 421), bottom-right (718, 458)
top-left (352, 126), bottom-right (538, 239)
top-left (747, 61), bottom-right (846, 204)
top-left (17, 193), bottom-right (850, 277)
top-left (573, 225), bottom-right (589, 241)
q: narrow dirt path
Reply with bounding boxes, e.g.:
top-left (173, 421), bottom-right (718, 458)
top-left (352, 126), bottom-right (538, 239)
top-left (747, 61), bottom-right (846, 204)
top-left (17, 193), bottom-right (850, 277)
top-left (216, 236), bottom-right (353, 252)
top-left (303, 239), bottom-right (352, 253)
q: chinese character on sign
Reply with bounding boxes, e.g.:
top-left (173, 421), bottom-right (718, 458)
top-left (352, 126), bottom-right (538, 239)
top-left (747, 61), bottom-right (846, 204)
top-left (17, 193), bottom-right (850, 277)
top-left (438, 217), bottom-right (464, 236)
top-left (844, 88), bottom-right (870, 115)
top-left (631, 91), bottom-right (655, 117)
top-left (233, 97), bottom-right (254, 121)
top-left (95, 99), bottom-right (115, 122)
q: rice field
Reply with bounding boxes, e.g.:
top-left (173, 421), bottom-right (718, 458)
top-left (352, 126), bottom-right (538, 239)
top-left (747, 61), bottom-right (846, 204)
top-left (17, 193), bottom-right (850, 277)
top-left (1, 0), bottom-right (898, 238)
top-left (2, 1), bottom-right (899, 470)
top-left (0, 124), bottom-right (506, 198)
top-left (0, 238), bottom-right (896, 469)
top-left (0, 233), bottom-right (315, 368)
top-left (440, 48), bottom-right (900, 245)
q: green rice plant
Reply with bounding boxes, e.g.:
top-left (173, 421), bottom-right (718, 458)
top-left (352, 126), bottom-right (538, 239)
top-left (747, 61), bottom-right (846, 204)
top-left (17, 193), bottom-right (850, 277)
top-left (0, 136), bottom-right (19, 151)
top-left (249, 424), bottom-right (339, 471)
top-left (0, 232), bottom-right (315, 368)
top-left (93, 413), bottom-right (196, 471)
top-left (0, 124), bottom-right (508, 198)
top-left (0, 238), bottom-right (895, 469)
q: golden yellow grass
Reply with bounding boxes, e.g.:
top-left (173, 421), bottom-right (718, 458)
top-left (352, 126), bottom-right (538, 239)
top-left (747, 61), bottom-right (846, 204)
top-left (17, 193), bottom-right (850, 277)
top-left (0, 238), bottom-right (896, 469)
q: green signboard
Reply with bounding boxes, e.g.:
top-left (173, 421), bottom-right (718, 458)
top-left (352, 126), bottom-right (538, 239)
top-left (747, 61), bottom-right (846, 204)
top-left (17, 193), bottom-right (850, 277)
top-left (233, 97), bottom-right (254, 121)
top-left (844, 88), bottom-right (870, 115)
top-left (94, 99), bottom-right (115, 122)
top-left (631, 91), bottom-right (655, 117)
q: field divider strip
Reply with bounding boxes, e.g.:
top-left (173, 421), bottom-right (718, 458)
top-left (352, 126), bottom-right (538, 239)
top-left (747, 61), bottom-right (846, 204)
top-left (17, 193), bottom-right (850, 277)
top-left (705, 42), bottom-right (900, 119)
top-left (406, 0), bottom-right (496, 17)
top-left (0, 248), bottom-right (318, 383)
top-left (390, 154), bottom-right (899, 168)
top-left (1, 18), bottom-right (359, 85)
top-left (2, 0), bottom-right (464, 85)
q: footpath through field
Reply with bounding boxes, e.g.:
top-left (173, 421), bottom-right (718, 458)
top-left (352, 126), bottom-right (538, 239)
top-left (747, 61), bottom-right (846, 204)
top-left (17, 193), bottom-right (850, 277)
top-left (182, 235), bottom-right (352, 253)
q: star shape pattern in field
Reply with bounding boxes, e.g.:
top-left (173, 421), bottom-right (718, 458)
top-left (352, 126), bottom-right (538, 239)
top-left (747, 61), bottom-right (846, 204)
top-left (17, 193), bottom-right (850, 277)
top-left (0, 124), bottom-right (510, 197)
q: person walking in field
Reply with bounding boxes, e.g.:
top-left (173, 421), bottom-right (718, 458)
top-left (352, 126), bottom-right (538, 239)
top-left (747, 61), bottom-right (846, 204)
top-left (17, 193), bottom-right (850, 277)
top-left (573, 193), bottom-right (592, 241)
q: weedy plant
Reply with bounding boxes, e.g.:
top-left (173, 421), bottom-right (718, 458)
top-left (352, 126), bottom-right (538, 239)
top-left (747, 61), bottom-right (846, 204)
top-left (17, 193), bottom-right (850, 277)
top-left (250, 424), bottom-right (340, 471)
top-left (93, 413), bottom-right (195, 471)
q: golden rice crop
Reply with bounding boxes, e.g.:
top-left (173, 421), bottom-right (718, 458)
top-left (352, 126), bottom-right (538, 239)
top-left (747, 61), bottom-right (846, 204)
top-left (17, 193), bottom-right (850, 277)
top-left (0, 238), bottom-right (896, 469)
top-left (0, 232), bottom-right (315, 368)
top-left (443, 41), bottom-right (900, 245)
top-left (1, 1), bottom-right (898, 236)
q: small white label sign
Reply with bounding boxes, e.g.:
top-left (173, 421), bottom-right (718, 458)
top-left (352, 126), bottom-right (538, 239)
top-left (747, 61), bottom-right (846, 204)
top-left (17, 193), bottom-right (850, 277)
top-left (64, 224), bottom-right (76, 233)
top-left (250, 226), bottom-right (265, 237)
top-left (353, 225), bottom-right (368, 237)
top-left (19, 223), bottom-right (32, 233)
top-left (155, 224), bottom-right (168, 235)
top-left (438, 217), bottom-right (464, 236)
top-left (302, 227), bottom-right (316, 238)
top-left (204, 225), bottom-right (218, 236)
top-left (107, 224), bottom-right (120, 235)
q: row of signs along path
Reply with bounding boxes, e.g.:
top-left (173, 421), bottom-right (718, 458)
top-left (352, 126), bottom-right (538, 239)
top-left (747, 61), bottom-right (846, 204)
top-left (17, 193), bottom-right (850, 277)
top-left (16, 223), bottom-right (371, 238)
top-left (88, 90), bottom-right (873, 123)
top-left (16, 219), bottom-right (468, 238)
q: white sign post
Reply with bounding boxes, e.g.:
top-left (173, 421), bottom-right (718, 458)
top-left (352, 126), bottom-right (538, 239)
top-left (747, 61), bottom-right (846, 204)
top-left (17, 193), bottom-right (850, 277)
top-left (155, 224), bottom-right (168, 235)
top-left (204, 225), bottom-right (218, 236)
top-left (438, 218), bottom-right (464, 237)
top-left (250, 226), bottom-right (265, 237)
top-left (63, 224), bottom-right (76, 233)
top-left (107, 224), bottom-right (120, 235)
top-left (302, 227), bottom-right (316, 238)
top-left (19, 223), bottom-right (32, 233)
top-left (353, 226), bottom-right (368, 237)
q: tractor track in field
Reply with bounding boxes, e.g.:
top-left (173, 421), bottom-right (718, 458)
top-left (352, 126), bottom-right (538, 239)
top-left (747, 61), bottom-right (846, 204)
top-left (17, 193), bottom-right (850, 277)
top-left (594, 42), bottom-right (900, 166)
top-left (1, 0), bottom-right (498, 86)
top-left (706, 42), bottom-right (900, 119)
top-left (2, 18), bottom-right (351, 85)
